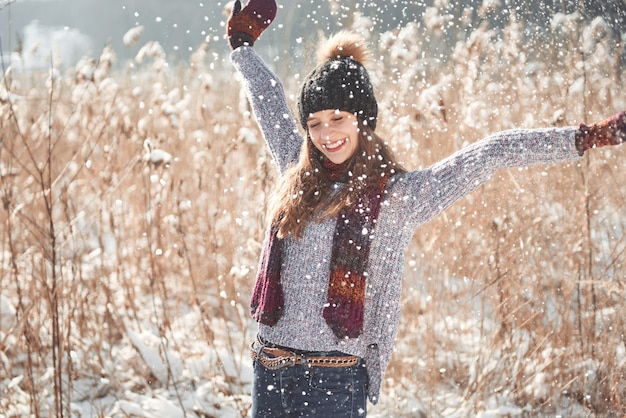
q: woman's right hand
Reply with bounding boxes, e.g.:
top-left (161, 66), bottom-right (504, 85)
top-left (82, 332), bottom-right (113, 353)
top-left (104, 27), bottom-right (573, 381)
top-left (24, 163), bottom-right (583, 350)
top-left (226, 0), bottom-right (278, 50)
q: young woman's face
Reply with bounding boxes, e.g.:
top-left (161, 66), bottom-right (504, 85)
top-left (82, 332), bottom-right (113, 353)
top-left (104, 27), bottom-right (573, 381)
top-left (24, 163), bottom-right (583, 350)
top-left (306, 109), bottom-right (359, 164)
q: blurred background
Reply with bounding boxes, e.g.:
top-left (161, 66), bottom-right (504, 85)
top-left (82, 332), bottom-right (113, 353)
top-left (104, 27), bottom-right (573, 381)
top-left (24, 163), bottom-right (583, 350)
top-left (2, 0), bottom-right (626, 71)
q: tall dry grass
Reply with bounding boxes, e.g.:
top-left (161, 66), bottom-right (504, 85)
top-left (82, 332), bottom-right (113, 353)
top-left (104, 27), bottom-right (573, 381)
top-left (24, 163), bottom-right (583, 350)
top-left (0, 9), bottom-right (625, 418)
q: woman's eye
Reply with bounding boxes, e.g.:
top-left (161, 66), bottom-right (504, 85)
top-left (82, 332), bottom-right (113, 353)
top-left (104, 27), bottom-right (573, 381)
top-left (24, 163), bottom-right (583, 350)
top-left (308, 123), bottom-right (320, 129)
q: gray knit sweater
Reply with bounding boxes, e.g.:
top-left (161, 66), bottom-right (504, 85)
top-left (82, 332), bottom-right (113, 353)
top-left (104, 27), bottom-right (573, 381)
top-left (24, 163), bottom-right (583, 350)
top-left (231, 46), bottom-right (581, 404)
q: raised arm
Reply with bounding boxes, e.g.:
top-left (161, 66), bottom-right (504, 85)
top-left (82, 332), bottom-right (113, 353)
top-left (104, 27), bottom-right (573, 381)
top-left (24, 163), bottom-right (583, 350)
top-left (230, 48), bottom-right (303, 173)
top-left (227, 0), bottom-right (303, 173)
top-left (391, 127), bottom-right (581, 229)
top-left (393, 111), bottom-right (626, 229)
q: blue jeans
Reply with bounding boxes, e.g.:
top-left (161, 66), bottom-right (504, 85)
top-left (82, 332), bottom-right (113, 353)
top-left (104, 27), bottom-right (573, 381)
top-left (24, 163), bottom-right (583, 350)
top-left (251, 351), bottom-right (368, 417)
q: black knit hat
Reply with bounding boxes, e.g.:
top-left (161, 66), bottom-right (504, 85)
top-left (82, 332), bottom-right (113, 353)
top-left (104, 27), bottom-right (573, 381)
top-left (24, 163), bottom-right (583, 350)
top-left (298, 56), bottom-right (378, 131)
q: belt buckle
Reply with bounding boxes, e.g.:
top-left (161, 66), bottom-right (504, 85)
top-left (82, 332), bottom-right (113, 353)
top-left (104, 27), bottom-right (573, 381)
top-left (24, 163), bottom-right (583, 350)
top-left (262, 353), bottom-right (297, 370)
top-left (251, 341), bottom-right (299, 371)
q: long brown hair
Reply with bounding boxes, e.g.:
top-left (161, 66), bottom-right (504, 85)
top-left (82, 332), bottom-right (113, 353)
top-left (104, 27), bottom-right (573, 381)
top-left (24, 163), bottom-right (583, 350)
top-left (269, 122), bottom-right (406, 239)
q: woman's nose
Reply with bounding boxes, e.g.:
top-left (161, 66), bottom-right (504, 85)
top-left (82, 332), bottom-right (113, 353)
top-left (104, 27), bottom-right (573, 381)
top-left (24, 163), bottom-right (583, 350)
top-left (320, 123), bottom-right (331, 139)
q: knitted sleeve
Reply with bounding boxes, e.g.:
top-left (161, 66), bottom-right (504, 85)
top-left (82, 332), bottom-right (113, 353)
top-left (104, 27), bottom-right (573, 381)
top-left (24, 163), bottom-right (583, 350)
top-left (390, 127), bottom-right (582, 228)
top-left (230, 47), bottom-right (304, 174)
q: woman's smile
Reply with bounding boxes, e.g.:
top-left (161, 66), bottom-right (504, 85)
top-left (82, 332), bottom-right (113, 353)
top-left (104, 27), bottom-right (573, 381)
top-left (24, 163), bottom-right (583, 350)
top-left (322, 137), bottom-right (349, 151)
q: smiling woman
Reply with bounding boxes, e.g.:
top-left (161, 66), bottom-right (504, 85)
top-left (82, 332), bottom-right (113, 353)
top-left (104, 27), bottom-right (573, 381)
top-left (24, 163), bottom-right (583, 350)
top-left (226, 0), bottom-right (626, 416)
top-left (306, 110), bottom-right (360, 164)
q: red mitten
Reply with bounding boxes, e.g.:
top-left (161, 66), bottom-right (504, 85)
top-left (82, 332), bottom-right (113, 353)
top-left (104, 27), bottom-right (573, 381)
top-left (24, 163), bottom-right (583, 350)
top-left (226, 0), bottom-right (278, 49)
top-left (576, 111), bottom-right (626, 154)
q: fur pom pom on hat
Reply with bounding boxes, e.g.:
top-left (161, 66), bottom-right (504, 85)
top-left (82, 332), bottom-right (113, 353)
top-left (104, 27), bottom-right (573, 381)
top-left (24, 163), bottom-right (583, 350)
top-left (298, 31), bottom-right (378, 130)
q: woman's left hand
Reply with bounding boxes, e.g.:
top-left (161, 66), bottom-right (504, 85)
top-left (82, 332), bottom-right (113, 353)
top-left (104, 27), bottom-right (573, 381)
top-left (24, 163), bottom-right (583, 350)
top-left (226, 0), bottom-right (278, 50)
top-left (576, 110), bottom-right (626, 153)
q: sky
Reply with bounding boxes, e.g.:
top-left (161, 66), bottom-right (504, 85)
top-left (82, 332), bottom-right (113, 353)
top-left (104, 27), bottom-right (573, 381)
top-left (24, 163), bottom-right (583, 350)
top-left (0, 0), bottom-right (231, 70)
top-left (0, 0), bottom-right (433, 71)
top-left (2, 0), bottom-right (625, 71)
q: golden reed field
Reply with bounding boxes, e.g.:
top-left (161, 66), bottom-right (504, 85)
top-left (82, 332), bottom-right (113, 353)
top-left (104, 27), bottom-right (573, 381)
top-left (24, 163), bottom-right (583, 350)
top-left (1, 9), bottom-right (626, 418)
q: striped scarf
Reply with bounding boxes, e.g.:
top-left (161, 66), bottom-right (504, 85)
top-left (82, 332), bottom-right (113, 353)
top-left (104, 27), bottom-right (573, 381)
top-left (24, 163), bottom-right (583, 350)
top-left (250, 160), bottom-right (389, 339)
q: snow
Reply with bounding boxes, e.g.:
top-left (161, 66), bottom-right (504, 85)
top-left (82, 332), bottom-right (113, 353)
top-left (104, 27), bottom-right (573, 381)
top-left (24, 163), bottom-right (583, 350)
top-left (1, 2), bottom-right (625, 417)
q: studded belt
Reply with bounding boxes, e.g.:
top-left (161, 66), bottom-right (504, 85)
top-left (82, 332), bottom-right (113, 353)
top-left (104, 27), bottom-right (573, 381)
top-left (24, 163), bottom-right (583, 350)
top-left (250, 340), bottom-right (360, 370)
